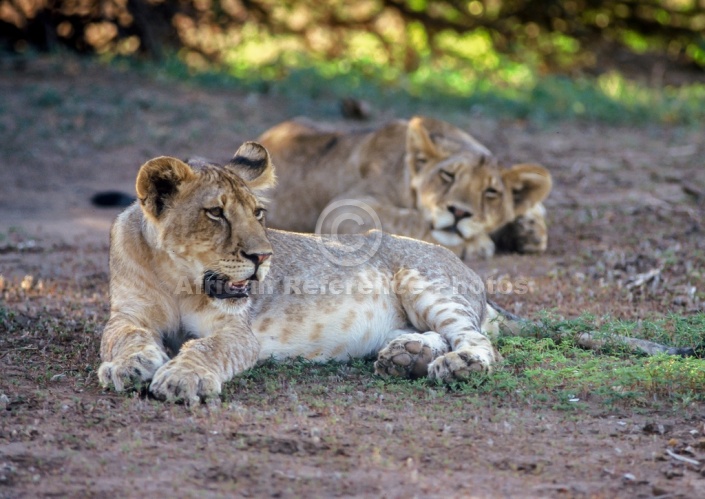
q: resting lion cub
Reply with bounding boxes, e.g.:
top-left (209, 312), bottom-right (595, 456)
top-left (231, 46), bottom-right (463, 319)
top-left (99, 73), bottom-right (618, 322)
top-left (98, 142), bottom-right (500, 403)
top-left (98, 142), bottom-right (695, 402)
top-left (258, 116), bottom-right (553, 259)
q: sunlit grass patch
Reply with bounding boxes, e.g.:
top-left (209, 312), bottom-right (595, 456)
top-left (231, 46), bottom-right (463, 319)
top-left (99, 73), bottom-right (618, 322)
top-left (142, 45), bottom-right (705, 125)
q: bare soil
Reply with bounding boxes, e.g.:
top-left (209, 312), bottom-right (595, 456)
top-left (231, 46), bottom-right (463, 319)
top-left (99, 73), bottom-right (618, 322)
top-left (1, 56), bottom-right (704, 498)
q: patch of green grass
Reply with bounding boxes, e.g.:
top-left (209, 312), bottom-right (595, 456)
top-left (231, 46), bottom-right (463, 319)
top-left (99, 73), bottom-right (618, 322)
top-left (488, 336), bottom-right (704, 409)
top-left (222, 313), bottom-right (705, 411)
top-left (519, 311), bottom-right (705, 353)
top-left (117, 53), bottom-right (705, 126)
top-left (0, 305), bottom-right (18, 331)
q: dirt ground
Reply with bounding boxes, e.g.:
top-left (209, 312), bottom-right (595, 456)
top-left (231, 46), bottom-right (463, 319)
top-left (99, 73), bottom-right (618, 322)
top-left (1, 56), bottom-right (705, 498)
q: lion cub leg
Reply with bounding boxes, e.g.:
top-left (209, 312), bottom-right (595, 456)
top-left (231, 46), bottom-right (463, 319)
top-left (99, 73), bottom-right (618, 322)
top-left (149, 318), bottom-right (261, 404)
top-left (374, 331), bottom-right (449, 379)
top-left (395, 269), bottom-right (498, 381)
top-left (98, 320), bottom-right (170, 392)
top-left (492, 203), bottom-right (548, 254)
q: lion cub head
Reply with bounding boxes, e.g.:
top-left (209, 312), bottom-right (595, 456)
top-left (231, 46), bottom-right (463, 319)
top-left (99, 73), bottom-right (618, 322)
top-left (405, 116), bottom-right (552, 247)
top-left (136, 142), bottom-right (276, 302)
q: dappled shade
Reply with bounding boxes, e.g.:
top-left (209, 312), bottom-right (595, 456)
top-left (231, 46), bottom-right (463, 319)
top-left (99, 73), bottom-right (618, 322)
top-left (2, 0), bottom-right (705, 75)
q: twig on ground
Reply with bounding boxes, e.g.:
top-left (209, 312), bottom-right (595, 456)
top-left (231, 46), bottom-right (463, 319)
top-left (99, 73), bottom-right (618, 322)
top-left (625, 268), bottom-right (661, 290)
top-left (666, 449), bottom-right (701, 466)
top-left (0, 345), bottom-right (37, 360)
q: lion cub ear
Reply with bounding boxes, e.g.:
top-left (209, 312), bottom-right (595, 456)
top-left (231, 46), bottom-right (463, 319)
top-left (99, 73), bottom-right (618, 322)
top-left (501, 164), bottom-right (553, 216)
top-left (226, 141), bottom-right (277, 192)
top-left (406, 117), bottom-right (441, 174)
top-left (136, 156), bottom-right (194, 219)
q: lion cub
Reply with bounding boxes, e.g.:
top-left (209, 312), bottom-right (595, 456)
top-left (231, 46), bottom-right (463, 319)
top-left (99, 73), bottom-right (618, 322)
top-left (98, 142), bottom-right (499, 403)
top-left (258, 117), bottom-right (553, 259)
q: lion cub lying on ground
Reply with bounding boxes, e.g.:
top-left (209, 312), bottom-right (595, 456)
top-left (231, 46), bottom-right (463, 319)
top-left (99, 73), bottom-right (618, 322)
top-left (98, 142), bottom-right (501, 403)
top-left (258, 116), bottom-right (552, 260)
top-left (98, 142), bottom-right (694, 403)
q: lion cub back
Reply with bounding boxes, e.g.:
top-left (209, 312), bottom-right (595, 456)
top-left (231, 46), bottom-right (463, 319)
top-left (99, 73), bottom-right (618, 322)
top-left (258, 119), bottom-right (408, 232)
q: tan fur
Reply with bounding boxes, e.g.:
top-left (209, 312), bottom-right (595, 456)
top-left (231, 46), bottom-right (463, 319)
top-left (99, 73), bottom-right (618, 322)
top-left (98, 142), bottom-right (501, 403)
top-left (258, 116), bottom-right (553, 259)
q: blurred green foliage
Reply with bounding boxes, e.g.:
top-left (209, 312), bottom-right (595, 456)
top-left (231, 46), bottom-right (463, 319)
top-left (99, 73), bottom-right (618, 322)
top-left (152, 53), bottom-right (705, 125)
top-left (4, 0), bottom-right (705, 72)
top-left (3, 0), bottom-right (704, 123)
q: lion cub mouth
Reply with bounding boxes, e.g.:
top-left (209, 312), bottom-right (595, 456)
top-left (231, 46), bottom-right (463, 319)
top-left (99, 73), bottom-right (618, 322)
top-left (203, 271), bottom-right (253, 300)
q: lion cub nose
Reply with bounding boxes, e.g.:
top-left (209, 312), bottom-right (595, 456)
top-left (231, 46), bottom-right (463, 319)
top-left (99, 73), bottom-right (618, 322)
top-left (241, 250), bottom-right (272, 265)
top-left (448, 206), bottom-right (472, 221)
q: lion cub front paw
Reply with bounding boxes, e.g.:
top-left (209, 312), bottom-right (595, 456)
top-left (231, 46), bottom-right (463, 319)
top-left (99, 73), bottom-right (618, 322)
top-left (428, 347), bottom-right (494, 381)
top-left (464, 235), bottom-right (496, 260)
top-left (149, 359), bottom-right (221, 404)
top-left (98, 345), bottom-right (169, 392)
top-left (513, 215), bottom-right (548, 254)
top-left (375, 332), bottom-right (448, 379)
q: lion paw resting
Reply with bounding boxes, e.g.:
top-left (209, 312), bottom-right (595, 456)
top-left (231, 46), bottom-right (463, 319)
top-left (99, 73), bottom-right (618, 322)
top-left (374, 331), bottom-right (450, 379)
top-left (97, 343), bottom-right (169, 392)
top-left (428, 349), bottom-right (493, 381)
top-left (150, 358), bottom-right (222, 403)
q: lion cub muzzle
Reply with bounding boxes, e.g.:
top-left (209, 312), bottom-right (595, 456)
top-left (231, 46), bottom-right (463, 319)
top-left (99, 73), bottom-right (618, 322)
top-left (442, 205), bottom-right (476, 232)
top-left (203, 251), bottom-right (271, 300)
top-left (430, 203), bottom-right (486, 246)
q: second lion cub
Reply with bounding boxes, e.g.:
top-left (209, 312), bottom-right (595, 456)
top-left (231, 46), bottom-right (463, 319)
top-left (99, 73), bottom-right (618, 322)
top-left (258, 116), bottom-right (552, 260)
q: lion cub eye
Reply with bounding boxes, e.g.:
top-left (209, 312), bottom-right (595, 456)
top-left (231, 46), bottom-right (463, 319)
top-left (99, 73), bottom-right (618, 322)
top-left (254, 208), bottom-right (266, 221)
top-left (439, 170), bottom-right (455, 183)
top-left (205, 207), bottom-right (224, 220)
top-left (484, 187), bottom-right (500, 199)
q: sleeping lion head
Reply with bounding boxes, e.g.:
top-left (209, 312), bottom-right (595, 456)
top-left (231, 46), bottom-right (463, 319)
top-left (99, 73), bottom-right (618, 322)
top-left (405, 116), bottom-right (552, 248)
top-left (136, 142), bottom-right (276, 303)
